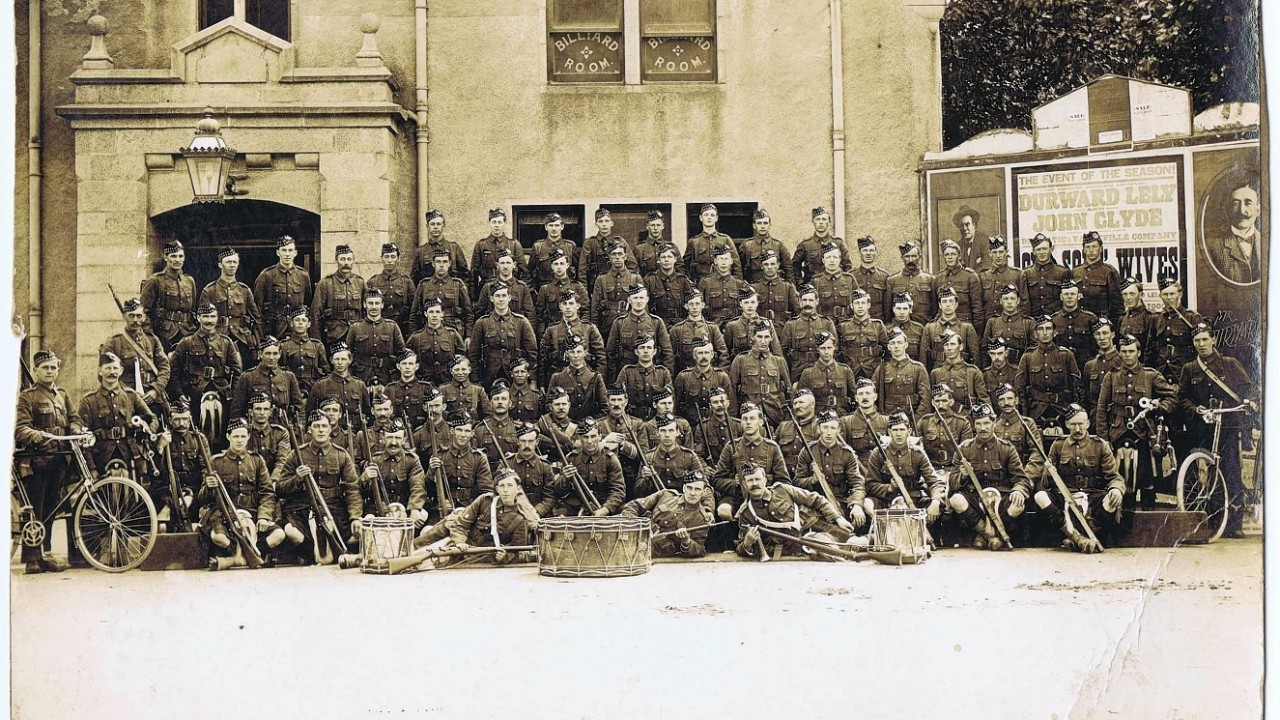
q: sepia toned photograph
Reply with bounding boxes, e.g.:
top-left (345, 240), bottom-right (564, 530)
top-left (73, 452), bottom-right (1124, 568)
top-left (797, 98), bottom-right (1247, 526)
top-left (4, 1), bottom-right (1268, 718)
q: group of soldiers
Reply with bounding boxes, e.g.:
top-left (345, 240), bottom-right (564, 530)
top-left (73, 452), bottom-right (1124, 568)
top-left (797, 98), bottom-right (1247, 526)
top-left (12, 204), bottom-right (1258, 573)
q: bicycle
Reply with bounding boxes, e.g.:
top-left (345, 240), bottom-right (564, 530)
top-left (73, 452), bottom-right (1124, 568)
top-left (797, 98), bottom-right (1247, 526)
top-left (1175, 403), bottom-right (1251, 543)
top-left (12, 433), bottom-right (159, 572)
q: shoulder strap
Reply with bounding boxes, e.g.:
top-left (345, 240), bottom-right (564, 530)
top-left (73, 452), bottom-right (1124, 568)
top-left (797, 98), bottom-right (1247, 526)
top-left (1195, 356), bottom-right (1244, 405)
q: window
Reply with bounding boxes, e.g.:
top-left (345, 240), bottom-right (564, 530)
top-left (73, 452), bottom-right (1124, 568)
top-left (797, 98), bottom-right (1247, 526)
top-left (513, 205), bottom-right (586, 251)
top-left (686, 202), bottom-right (758, 242)
top-left (599, 203), bottom-right (672, 246)
top-left (641, 0), bottom-right (716, 82)
top-left (201, 0), bottom-right (291, 42)
top-left (547, 0), bottom-right (625, 84)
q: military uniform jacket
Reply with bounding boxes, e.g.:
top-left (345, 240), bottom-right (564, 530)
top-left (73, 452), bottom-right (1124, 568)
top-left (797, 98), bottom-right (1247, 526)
top-left (644, 271), bottom-right (696, 328)
top-left (406, 324), bottom-right (465, 383)
top-left (1015, 344), bottom-right (1081, 416)
top-left (141, 269), bottom-right (197, 343)
top-left (685, 231), bottom-right (742, 285)
top-left (559, 447), bottom-right (627, 514)
top-left (231, 364), bottom-right (304, 420)
top-left (1072, 260), bottom-right (1123, 322)
top-left (597, 413), bottom-right (647, 463)
top-left (922, 317), bottom-right (980, 368)
top-left (633, 237), bottom-right (684, 278)
top-left (580, 233), bottom-right (638, 296)
top-left (622, 489), bottom-right (713, 557)
top-left (637, 417), bottom-right (694, 453)
top-left (410, 275), bottom-right (472, 335)
top-left (780, 312), bottom-right (838, 376)
top-left (540, 317), bottom-right (607, 386)
top-left (477, 277), bottom-right (536, 320)
top-left (549, 365), bottom-right (608, 421)
top-left (888, 269), bottom-right (936, 325)
top-left (615, 364), bottom-right (673, 421)
top-left (305, 372), bottom-right (370, 420)
top-left (370, 449), bottom-right (428, 511)
top-left (386, 377), bottom-right (434, 430)
top-left (752, 276), bottom-right (801, 325)
top-left (606, 312), bottom-right (675, 381)
top-left (411, 238), bottom-right (469, 286)
top-left (797, 359), bottom-right (858, 414)
top-left (446, 492), bottom-right (535, 548)
top-left (473, 415), bottom-right (520, 469)
top-left (280, 333), bottom-right (330, 395)
top-left (735, 484), bottom-right (842, 556)
top-left (723, 315), bottom-right (782, 357)
top-left (728, 351), bottom-right (791, 425)
top-left (167, 429), bottom-right (209, 492)
top-left (472, 235), bottom-right (528, 298)
top-left (1051, 307), bottom-right (1100, 364)
top-left (916, 410), bottom-right (973, 472)
top-left (440, 380), bottom-right (492, 421)
top-left (936, 265), bottom-right (985, 329)
top-left (978, 265), bottom-right (1022, 321)
top-left (509, 383), bottom-right (544, 424)
top-left (537, 277), bottom-right (592, 334)
top-left (983, 313), bottom-right (1035, 365)
top-left (993, 411), bottom-right (1043, 474)
top-left (983, 362), bottom-right (1019, 400)
top-left (15, 383), bottom-right (81, 449)
top-left (366, 268), bottom-right (416, 329)
top-left (1095, 363), bottom-right (1177, 442)
top-left (312, 272), bottom-right (366, 343)
top-left (1119, 306), bottom-right (1157, 367)
top-left (670, 318), bottom-right (729, 374)
top-left (247, 422), bottom-right (291, 473)
top-left (693, 413), bottom-right (742, 461)
top-left (508, 451), bottom-right (557, 516)
top-left (712, 434), bottom-right (789, 502)
top-left (792, 235), bottom-right (851, 283)
top-left (740, 235), bottom-right (794, 284)
top-left (201, 450), bottom-right (275, 523)
top-left (674, 366), bottom-right (737, 425)
top-left (200, 278), bottom-right (262, 350)
top-left (101, 329), bottom-right (171, 400)
top-left (836, 315), bottom-right (888, 379)
top-left (865, 442), bottom-right (944, 504)
top-left (794, 439), bottom-right (866, 506)
top-left (273, 440), bottom-right (363, 520)
top-left (1018, 260), bottom-right (1070, 317)
top-left (1177, 351), bottom-right (1256, 430)
top-left (813, 271), bottom-right (858, 323)
top-left (469, 311), bottom-right (537, 384)
top-left (1153, 307), bottom-right (1205, 380)
top-left (838, 409), bottom-right (888, 466)
top-left (530, 238), bottom-right (580, 287)
top-left (638, 444), bottom-right (708, 495)
top-left (958, 435), bottom-right (1030, 496)
top-left (413, 419), bottom-right (454, 457)
top-left (434, 442), bottom-right (494, 506)
top-left (873, 356), bottom-right (930, 418)
top-left (930, 359), bottom-right (990, 410)
top-left (591, 269), bottom-right (644, 332)
top-left (1082, 350), bottom-right (1122, 414)
top-left (852, 265), bottom-right (892, 322)
top-left (170, 330), bottom-right (243, 397)
top-left (254, 264), bottom-right (312, 336)
top-left (889, 319), bottom-right (927, 363)
top-left (1044, 435), bottom-right (1125, 495)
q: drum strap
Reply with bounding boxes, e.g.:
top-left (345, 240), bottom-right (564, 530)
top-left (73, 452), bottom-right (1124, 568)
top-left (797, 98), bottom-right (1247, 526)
top-left (745, 497), bottom-right (801, 531)
top-left (489, 495), bottom-right (502, 549)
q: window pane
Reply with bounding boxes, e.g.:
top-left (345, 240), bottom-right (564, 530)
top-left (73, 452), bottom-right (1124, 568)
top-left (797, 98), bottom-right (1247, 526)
top-left (641, 0), bottom-right (714, 36)
top-left (550, 32), bottom-right (625, 83)
top-left (200, 0), bottom-right (235, 29)
top-left (641, 36), bottom-right (716, 82)
top-left (247, 0), bottom-right (290, 41)
top-left (550, 0), bottom-right (622, 30)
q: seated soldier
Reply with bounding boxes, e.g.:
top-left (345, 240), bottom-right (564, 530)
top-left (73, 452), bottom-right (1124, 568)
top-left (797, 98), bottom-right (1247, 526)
top-left (201, 417), bottom-right (285, 560)
top-left (864, 412), bottom-right (946, 533)
top-left (1032, 403), bottom-right (1126, 553)
top-left (425, 410), bottom-right (494, 510)
top-left (413, 468), bottom-right (539, 567)
top-left (948, 403), bottom-right (1031, 550)
top-left (508, 421), bottom-right (559, 517)
top-left (361, 418), bottom-right (428, 526)
top-left (621, 470), bottom-right (716, 558)
top-left (734, 462), bottom-right (856, 560)
top-left (273, 410), bottom-right (363, 561)
top-left (551, 418), bottom-right (627, 517)
top-left (636, 412), bottom-right (709, 498)
top-left (711, 401), bottom-right (790, 521)
top-left (794, 409), bottom-right (869, 533)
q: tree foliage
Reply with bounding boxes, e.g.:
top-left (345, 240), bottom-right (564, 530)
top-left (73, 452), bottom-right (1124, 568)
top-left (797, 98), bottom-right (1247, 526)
top-left (940, 0), bottom-right (1260, 149)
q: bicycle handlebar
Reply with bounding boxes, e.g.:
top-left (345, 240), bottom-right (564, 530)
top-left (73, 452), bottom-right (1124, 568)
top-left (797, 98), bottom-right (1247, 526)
top-left (43, 433), bottom-right (95, 443)
top-left (1199, 404), bottom-right (1252, 417)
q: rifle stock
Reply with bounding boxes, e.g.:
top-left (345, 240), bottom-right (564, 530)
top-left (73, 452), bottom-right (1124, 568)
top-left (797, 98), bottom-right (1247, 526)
top-left (427, 421), bottom-right (456, 520)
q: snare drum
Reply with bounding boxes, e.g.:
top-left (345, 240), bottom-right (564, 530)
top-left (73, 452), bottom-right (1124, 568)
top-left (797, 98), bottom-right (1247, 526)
top-left (538, 516), bottom-right (652, 578)
top-left (872, 508), bottom-right (930, 564)
top-left (359, 516), bottom-right (415, 574)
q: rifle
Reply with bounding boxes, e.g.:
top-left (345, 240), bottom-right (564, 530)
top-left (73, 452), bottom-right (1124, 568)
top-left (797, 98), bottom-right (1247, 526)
top-left (196, 428), bottom-right (264, 569)
top-left (1018, 416), bottom-right (1103, 549)
top-left (108, 283), bottom-right (172, 415)
top-left (692, 400), bottom-right (713, 460)
top-left (157, 415), bottom-right (191, 533)
top-left (481, 418), bottom-right (513, 471)
top-left (353, 407), bottom-right (394, 517)
top-left (855, 404), bottom-right (935, 547)
top-left (624, 413), bottom-right (665, 493)
top-left (280, 407), bottom-right (348, 561)
top-left (652, 520), bottom-right (732, 539)
top-left (781, 388), bottom-right (844, 520)
top-left (427, 417), bottom-right (456, 520)
top-left (541, 416), bottom-right (601, 513)
top-left (930, 405), bottom-right (1013, 549)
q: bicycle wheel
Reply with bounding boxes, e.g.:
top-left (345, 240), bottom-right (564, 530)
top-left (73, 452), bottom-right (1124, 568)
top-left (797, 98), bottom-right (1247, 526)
top-left (73, 477), bottom-right (158, 572)
top-left (1176, 450), bottom-right (1228, 542)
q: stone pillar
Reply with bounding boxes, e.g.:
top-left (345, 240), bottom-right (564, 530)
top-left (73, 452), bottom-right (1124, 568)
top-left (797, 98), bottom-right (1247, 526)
top-left (318, 129), bottom-right (394, 280)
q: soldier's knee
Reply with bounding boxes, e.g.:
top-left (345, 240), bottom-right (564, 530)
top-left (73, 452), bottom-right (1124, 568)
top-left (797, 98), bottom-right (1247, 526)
top-left (283, 524), bottom-right (305, 544)
top-left (265, 527), bottom-right (286, 547)
top-left (716, 503), bottom-right (734, 521)
top-left (1007, 501), bottom-right (1025, 518)
top-left (1034, 491), bottom-right (1053, 510)
top-left (949, 494), bottom-right (970, 513)
top-left (210, 531), bottom-right (231, 549)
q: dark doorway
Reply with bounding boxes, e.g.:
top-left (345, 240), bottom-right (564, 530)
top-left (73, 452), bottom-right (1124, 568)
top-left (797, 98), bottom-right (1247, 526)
top-left (513, 205), bottom-right (586, 251)
top-left (685, 201), bottom-right (759, 243)
top-left (149, 200), bottom-right (321, 294)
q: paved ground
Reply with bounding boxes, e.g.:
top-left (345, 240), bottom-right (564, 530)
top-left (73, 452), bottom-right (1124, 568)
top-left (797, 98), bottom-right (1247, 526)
top-left (10, 539), bottom-right (1263, 720)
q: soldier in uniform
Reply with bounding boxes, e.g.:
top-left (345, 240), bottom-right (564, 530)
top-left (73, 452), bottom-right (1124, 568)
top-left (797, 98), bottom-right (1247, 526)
top-left (792, 206), bottom-right (851, 284)
top-left (1031, 404), bottom-right (1127, 552)
top-left (410, 248), bottom-right (472, 337)
top-left (476, 249), bottom-right (536, 320)
top-left (670, 289), bottom-right (728, 375)
top-left (590, 242), bottom-right (640, 333)
top-left (982, 337), bottom-right (1019, 398)
top-left (580, 207), bottom-right (638, 294)
top-left (14, 349), bottom-right (82, 573)
top-left (739, 208), bottom-right (793, 284)
top-left (538, 248), bottom-right (593, 335)
top-left (948, 402), bottom-right (1032, 549)
top-left (312, 244), bottom-right (366, 347)
top-left (929, 329), bottom-right (989, 410)
top-left (424, 410), bottom-right (495, 509)
top-left (552, 418), bottom-right (627, 517)
top-left (982, 283), bottom-right (1034, 367)
top-left (991, 383), bottom-right (1043, 468)
top-left (468, 281), bottom-right (537, 387)
top-left (81, 351), bottom-right (161, 484)
top-left (751, 249), bottom-right (800, 325)
top-left (231, 336), bottom-right (304, 421)
top-left (405, 297), bottom-right (466, 385)
top-left (305, 342), bottom-right (371, 420)
top-left (273, 410), bottom-right (364, 556)
top-left (530, 212), bottom-right (581, 288)
top-left (473, 381), bottom-right (521, 469)
top-left (596, 385), bottom-right (647, 494)
top-left (711, 402), bottom-right (790, 521)
top-left (1151, 276), bottom-right (1204, 382)
top-left (412, 385), bottom-right (454, 464)
top-left (539, 289), bottom-right (605, 387)
top-left (101, 296), bottom-right (171, 415)
top-left (385, 349), bottom-right (432, 431)
top-left (440, 354), bottom-right (492, 421)
top-left (316, 396), bottom-right (358, 454)
top-left (723, 286), bottom-right (782, 357)
top-left (366, 242), bottom-right (416, 329)
top-left (793, 409), bottom-right (868, 532)
top-left (141, 240), bottom-right (197, 351)
top-left (685, 203), bottom-right (742, 286)
top-left (200, 417), bottom-right (278, 559)
top-left (508, 358), bottom-right (545, 424)
top-left (471, 208), bottom-right (527, 300)
top-left (639, 386), bottom-right (694, 449)
top-left (838, 378), bottom-right (889, 468)
top-left (1096, 334), bottom-right (1178, 510)
top-left (200, 247), bottom-right (263, 365)
top-left (796, 331), bottom-right (857, 414)
top-left (734, 462), bottom-right (857, 561)
top-left (978, 236), bottom-right (1022, 324)
top-left (888, 292), bottom-right (926, 363)
top-left (622, 470), bottom-right (716, 558)
top-left (692, 386), bottom-right (741, 461)
top-left (1072, 231), bottom-right (1123, 324)
top-left (244, 393), bottom-right (292, 473)
top-left (413, 468), bottom-right (538, 566)
top-left (837, 288), bottom-right (888, 381)
top-left (936, 239), bottom-right (985, 331)
top-left (163, 397), bottom-right (207, 525)
top-left (411, 209), bottom-right (469, 286)
top-left (635, 413), bottom-right (710, 498)
top-left (863, 412), bottom-right (946, 532)
top-left (508, 421), bottom-right (559, 517)
top-left (280, 308), bottom-right (329, 396)
top-left (549, 335), bottom-right (608, 421)
top-left (632, 210), bottom-right (670, 277)
top-left (698, 244), bottom-right (748, 326)
top-left (812, 243), bottom-right (857, 324)
top-left (916, 383), bottom-right (974, 479)
top-left (873, 327), bottom-right (930, 421)
top-left (1018, 233), bottom-right (1070, 317)
top-left (888, 241), bottom-right (935, 325)
top-left (605, 283), bottom-right (675, 382)
top-left (674, 337), bottom-right (736, 427)
top-left (1118, 277), bottom-right (1156, 366)
top-left (615, 334), bottom-right (673, 422)
top-left (780, 284), bottom-right (837, 378)
top-left (851, 236), bottom-right (893, 322)
top-left (1052, 279), bottom-right (1100, 364)
top-left (1082, 318), bottom-right (1121, 413)
top-left (253, 235), bottom-right (312, 338)
top-left (728, 321), bottom-right (792, 427)
top-left (1016, 315), bottom-right (1082, 432)
top-left (922, 286), bottom-right (981, 369)
top-left (170, 304), bottom-right (243, 417)
top-left (362, 418), bottom-right (428, 526)
top-left (644, 242), bottom-right (695, 330)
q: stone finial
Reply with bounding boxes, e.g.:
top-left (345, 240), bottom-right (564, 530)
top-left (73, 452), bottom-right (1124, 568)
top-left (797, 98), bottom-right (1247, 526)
top-left (82, 14), bottom-right (114, 70)
top-left (356, 13), bottom-right (384, 68)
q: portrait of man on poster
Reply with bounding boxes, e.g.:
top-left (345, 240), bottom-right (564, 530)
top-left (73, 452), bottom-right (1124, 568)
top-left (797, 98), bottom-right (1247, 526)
top-left (1204, 176), bottom-right (1263, 285)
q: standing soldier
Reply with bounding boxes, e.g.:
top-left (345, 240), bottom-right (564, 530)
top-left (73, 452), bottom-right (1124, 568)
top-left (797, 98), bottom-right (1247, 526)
top-left (580, 208), bottom-right (638, 294)
top-left (476, 249), bottom-right (536, 320)
top-left (699, 245), bottom-right (749, 326)
top-left (978, 236), bottom-right (1022, 324)
top-left (644, 243), bottom-right (695, 329)
top-left (796, 332), bottom-right (858, 414)
top-left (780, 285), bottom-right (838, 378)
top-left (80, 352), bottom-right (160, 481)
top-left (812, 244), bottom-right (857, 324)
top-left (739, 208), bottom-right (792, 284)
top-left (888, 241), bottom-right (935, 325)
top-left (1151, 276), bottom-right (1203, 382)
top-left (366, 242), bottom-right (416, 329)
top-left (345, 288), bottom-right (406, 388)
top-left (887, 292), bottom-right (927, 363)
top-left (1118, 278), bottom-right (1156, 366)
top-left (1072, 231), bottom-right (1123, 324)
top-left (982, 338), bottom-right (1019, 398)
top-left (915, 383), bottom-right (974, 479)
top-left (440, 355), bottom-right (492, 421)
top-left (793, 206), bottom-right (851, 284)
top-left (169, 304), bottom-right (242, 413)
top-left (245, 393), bottom-right (292, 473)
top-left (530, 212), bottom-right (580, 288)
top-left (541, 248), bottom-right (594, 334)
top-left (200, 417), bottom-right (277, 561)
top-left (411, 209), bottom-right (469, 286)
top-left (929, 330), bottom-right (990, 411)
top-left (836, 288), bottom-right (888, 381)
top-left (101, 296), bottom-right (171, 415)
top-left (551, 419), bottom-right (627, 517)
top-left (863, 412), bottom-right (946, 532)
top-left (14, 349), bottom-right (82, 573)
top-left (549, 335), bottom-right (609, 421)
top-left (1096, 334), bottom-right (1178, 510)
top-left (141, 240), bottom-right (197, 351)
top-left (200, 247), bottom-right (263, 365)
top-left (935, 239), bottom-right (985, 331)
top-left (873, 327), bottom-right (930, 421)
top-left (838, 378), bottom-right (889, 469)
top-left (280, 308), bottom-right (329, 396)
top-left (615, 335), bottom-right (673, 421)
top-left (273, 410), bottom-right (364, 557)
top-left (674, 338), bottom-right (736, 427)
top-left (1082, 318), bottom-right (1121, 413)
top-left (312, 244), bottom-right (366, 348)
top-left (405, 297), bottom-right (466, 385)
top-left (922, 287), bottom-right (981, 369)
top-left (231, 336), bottom-right (304, 421)
top-left (1016, 315), bottom-right (1082, 432)
top-left (1031, 404), bottom-right (1126, 552)
top-left (410, 248), bottom-right (472, 337)
top-left (469, 281), bottom-right (538, 387)
top-left (471, 208), bottom-right (527, 300)
top-left (669, 290), bottom-right (729, 375)
top-left (685, 203), bottom-right (741, 286)
top-left (1018, 233), bottom-right (1070, 317)
top-left (385, 349), bottom-right (432, 431)
top-left (851, 236), bottom-right (892, 322)
top-left (751, 249), bottom-right (800, 325)
top-left (605, 284), bottom-right (675, 382)
top-left (253, 235), bottom-right (312, 338)
top-left (983, 283), bottom-right (1034, 367)
top-left (948, 402), bottom-right (1032, 549)
top-left (635, 209), bottom-right (681, 277)
top-left (710, 402), bottom-right (790, 521)
top-left (1051, 279), bottom-right (1100, 364)
top-left (508, 358), bottom-right (544, 424)
top-left (728, 321), bottom-right (792, 427)
top-left (539, 289), bottom-right (605, 387)
top-left (723, 286), bottom-right (782, 357)
top-left (794, 408), bottom-right (869, 532)
top-left (305, 342), bottom-right (371, 420)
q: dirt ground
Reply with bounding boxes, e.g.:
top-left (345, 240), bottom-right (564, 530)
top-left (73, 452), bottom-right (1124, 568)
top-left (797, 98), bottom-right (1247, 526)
top-left (9, 539), bottom-right (1263, 720)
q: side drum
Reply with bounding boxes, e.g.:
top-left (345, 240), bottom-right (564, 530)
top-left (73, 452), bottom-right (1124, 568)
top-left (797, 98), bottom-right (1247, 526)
top-left (359, 516), bottom-right (415, 574)
top-left (871, 508), bottom-right (930, 564)
top-left (538, 516), bottom-right (652, 578)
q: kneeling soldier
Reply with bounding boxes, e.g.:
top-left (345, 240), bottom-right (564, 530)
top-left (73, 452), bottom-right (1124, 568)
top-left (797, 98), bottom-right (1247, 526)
top-left (1032, 404), bottom-right (1126, 553)
top-left (201, 418), bottom-right (282, 559)
top-left (734, 462), bottom-right (856, 560)
top-left (948, 403), bottom-right (1031, 550)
